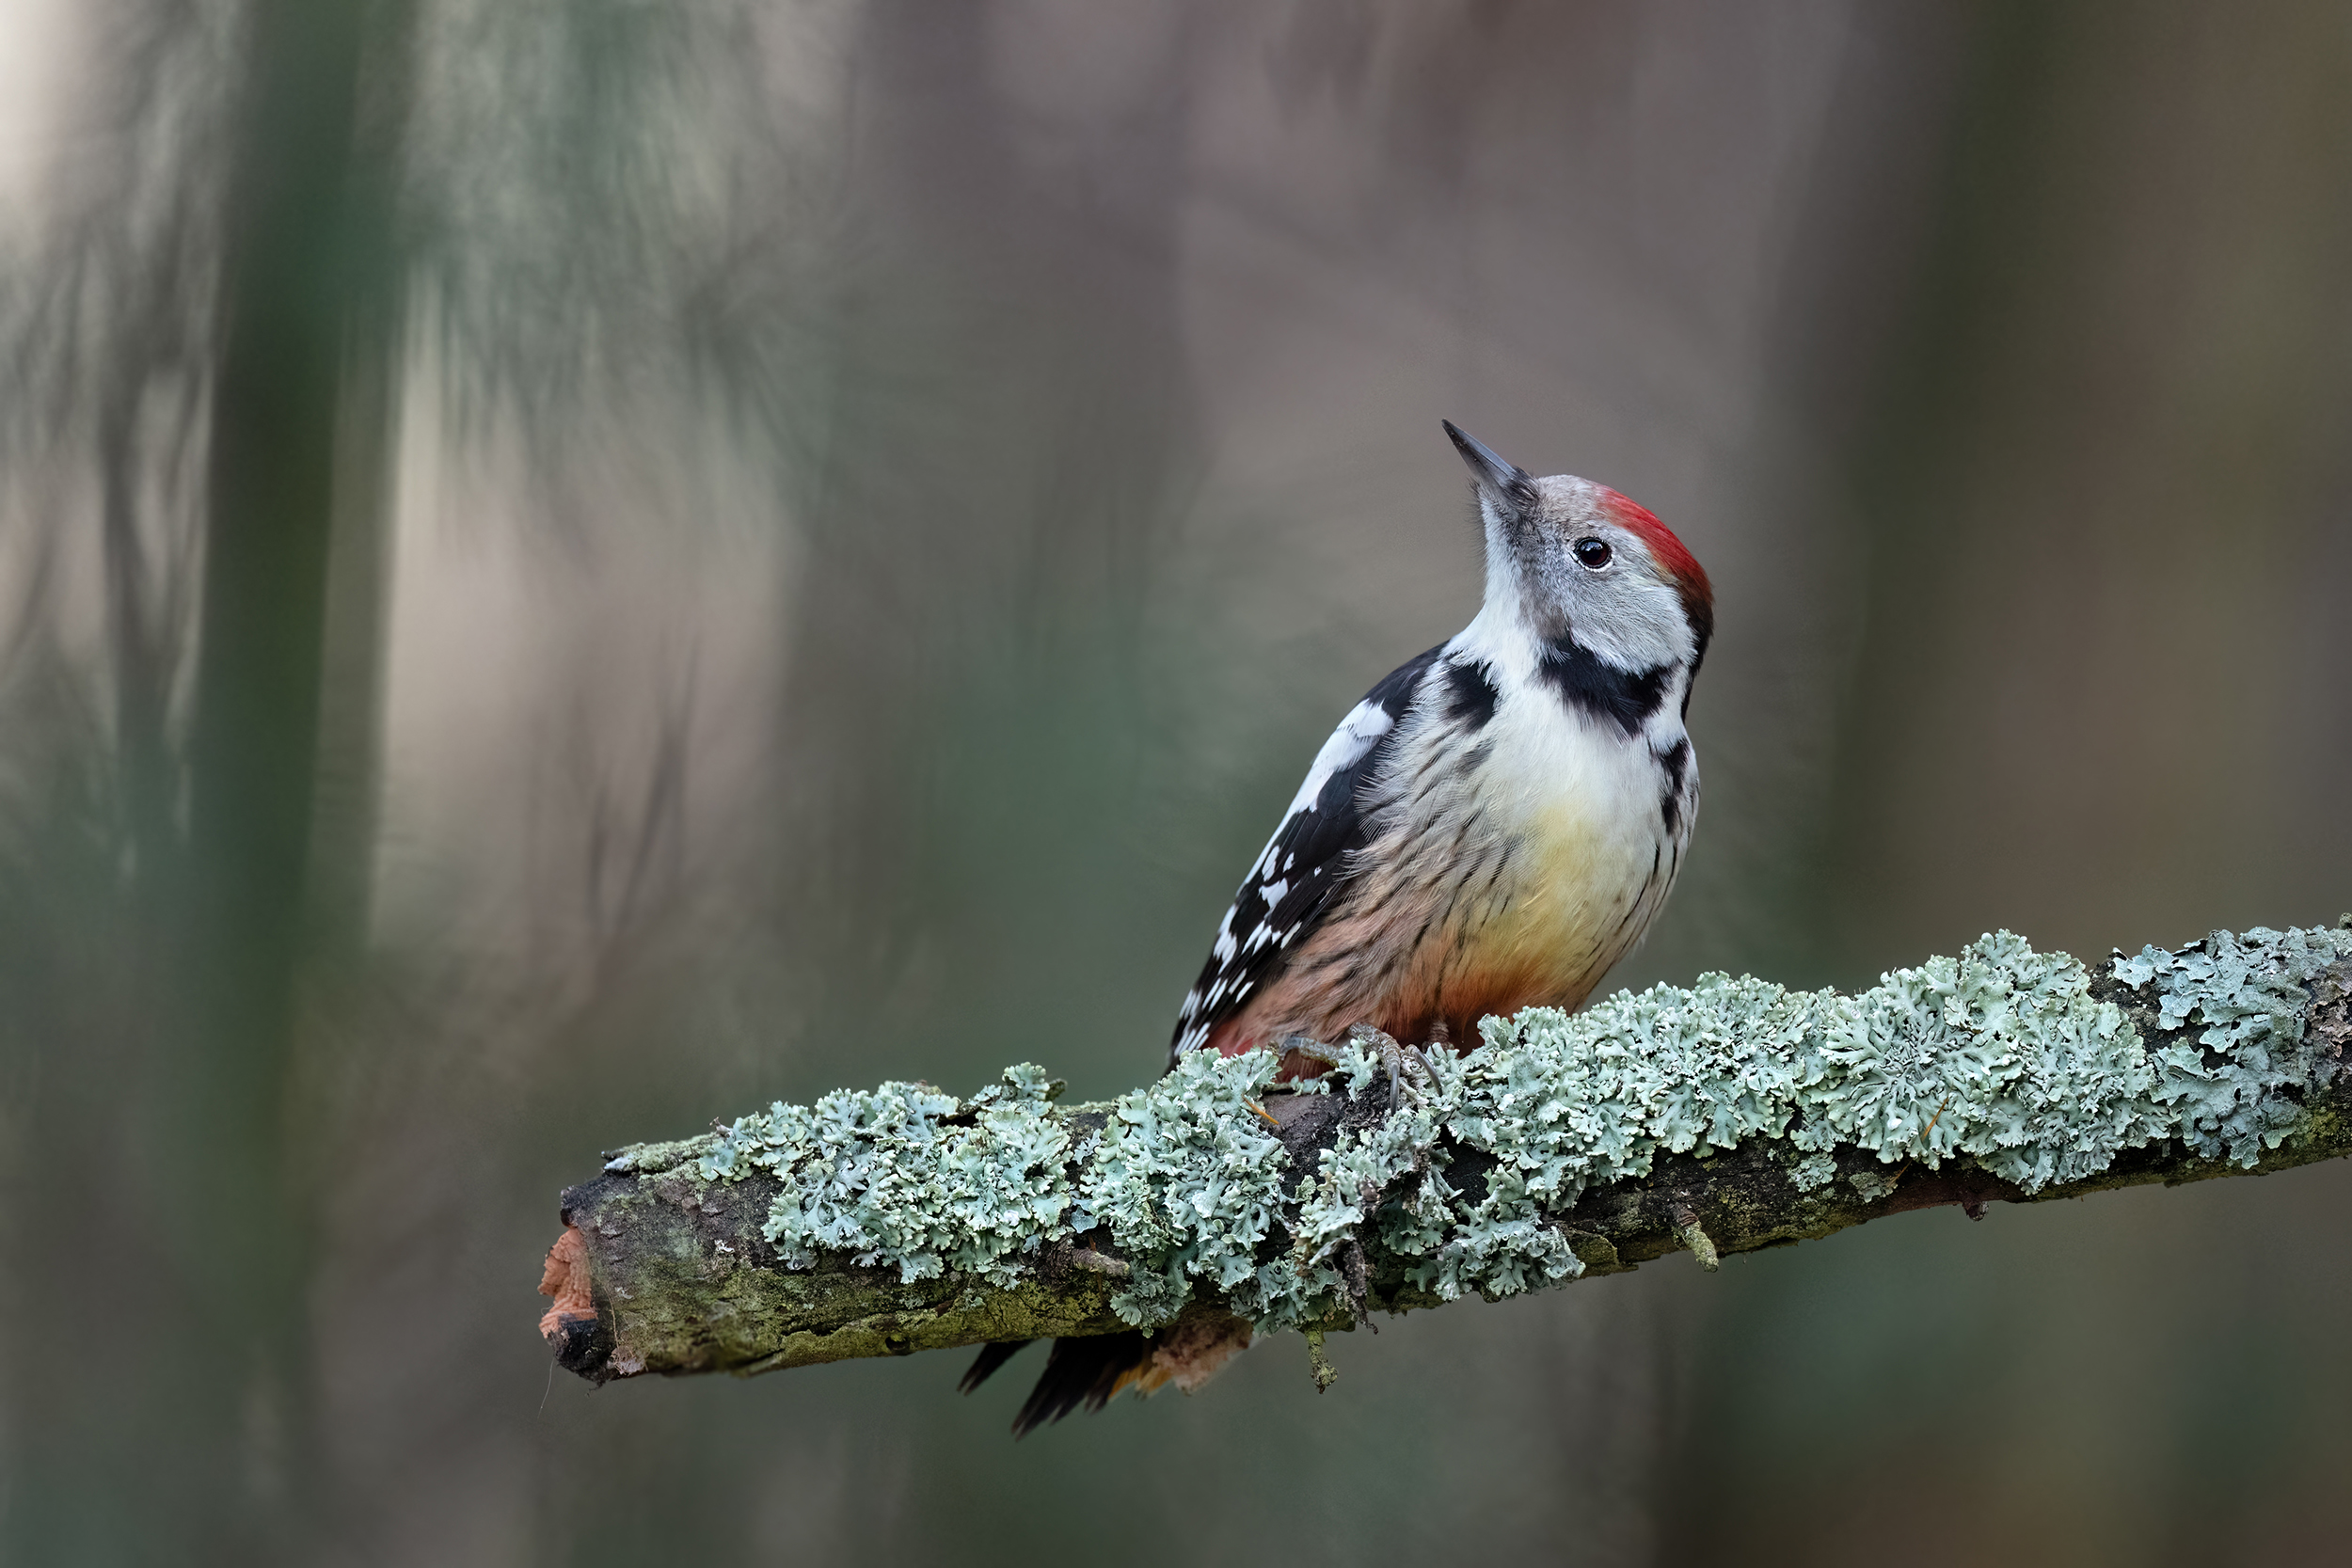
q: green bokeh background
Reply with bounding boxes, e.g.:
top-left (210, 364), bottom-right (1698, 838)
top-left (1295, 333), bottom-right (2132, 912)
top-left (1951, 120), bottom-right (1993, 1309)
top-left (3, 3), bottom-right (2349, 1563)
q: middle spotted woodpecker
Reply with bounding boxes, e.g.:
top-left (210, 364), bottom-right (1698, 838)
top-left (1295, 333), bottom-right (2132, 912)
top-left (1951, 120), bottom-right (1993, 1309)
top-left (964, 421), bottom-right (1713, 1433)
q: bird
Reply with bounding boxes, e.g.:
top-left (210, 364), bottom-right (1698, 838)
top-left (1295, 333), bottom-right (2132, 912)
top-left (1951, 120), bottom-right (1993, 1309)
top-left (962, 421), bottom-right (1712, 1434)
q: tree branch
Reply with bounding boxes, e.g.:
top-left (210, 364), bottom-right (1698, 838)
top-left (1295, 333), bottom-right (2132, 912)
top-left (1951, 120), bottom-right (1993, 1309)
top-left (540, 921), bottom-right (2352, 1385)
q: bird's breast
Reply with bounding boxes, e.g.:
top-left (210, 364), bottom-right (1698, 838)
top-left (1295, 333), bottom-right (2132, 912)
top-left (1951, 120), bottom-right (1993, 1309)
top-left (1380, 683), bottom-right (1688, 1019)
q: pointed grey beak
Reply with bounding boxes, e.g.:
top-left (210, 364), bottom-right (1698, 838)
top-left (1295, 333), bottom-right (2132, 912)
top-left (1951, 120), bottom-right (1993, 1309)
top-left (1442, 420), bottom-right (1536, 513)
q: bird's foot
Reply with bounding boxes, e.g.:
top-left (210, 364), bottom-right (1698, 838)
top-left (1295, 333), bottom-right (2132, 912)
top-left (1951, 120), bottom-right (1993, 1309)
top-left (1272, 1036), bottom-right (1346, 1085)
top-left (1349, 1025), bottom-right (1443, 1104)
top-left (1274, 1031), bottom-right (1440, 1104)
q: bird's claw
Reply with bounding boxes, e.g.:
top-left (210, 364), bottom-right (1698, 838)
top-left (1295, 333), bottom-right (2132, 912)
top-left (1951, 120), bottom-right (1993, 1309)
top-left (1275, 1031), bottom-right (1441, 1106)
top-left (1275, 1035), bottom-right (1349, 1077)
top-left (1345, 1026), bottom-right (1441, 1104)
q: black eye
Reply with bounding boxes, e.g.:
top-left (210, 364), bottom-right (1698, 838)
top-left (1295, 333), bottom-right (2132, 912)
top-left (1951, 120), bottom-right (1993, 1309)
top-left (1573, 537), bottom-right (1613, 569)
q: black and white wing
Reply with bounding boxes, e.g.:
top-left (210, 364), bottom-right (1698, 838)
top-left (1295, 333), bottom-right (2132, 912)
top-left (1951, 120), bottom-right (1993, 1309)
top-left (1167, 644), bottom-right (1443, 1066)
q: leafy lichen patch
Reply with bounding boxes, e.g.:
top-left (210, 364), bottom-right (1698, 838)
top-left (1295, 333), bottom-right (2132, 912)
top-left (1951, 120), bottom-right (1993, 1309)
top-left (2113, 926), bottom-right (2352, 1164)
top-left (1073, 1047), bottom-right (1305, 1328)
top-left (699, 1064), bottom-right (1076, 1288)
top-left (1789, 1152), bottom-right (1837, 1193)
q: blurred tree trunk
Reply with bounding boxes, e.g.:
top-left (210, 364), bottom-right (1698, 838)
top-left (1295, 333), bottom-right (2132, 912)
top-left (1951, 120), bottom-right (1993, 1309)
top-left (758, 0), bottom-right (1202, 1087)
top-left (153, 0), bottom-right (409, 1558)
top-left (1669, 2), bottom-right (2352, 1560)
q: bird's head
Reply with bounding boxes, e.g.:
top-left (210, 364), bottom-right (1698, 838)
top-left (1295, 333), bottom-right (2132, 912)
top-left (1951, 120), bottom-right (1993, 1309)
top-left (1443, 420), bottom-right (1712, 678)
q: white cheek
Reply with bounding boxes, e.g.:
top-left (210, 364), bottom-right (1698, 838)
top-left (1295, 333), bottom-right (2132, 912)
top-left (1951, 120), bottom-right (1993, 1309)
top-left (1557, 574), bottom-right (1688, 670)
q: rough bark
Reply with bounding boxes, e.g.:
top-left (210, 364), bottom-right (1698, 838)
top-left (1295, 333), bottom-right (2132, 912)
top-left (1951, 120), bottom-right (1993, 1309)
top-left (540, 924), bottom-right (2352, 1386)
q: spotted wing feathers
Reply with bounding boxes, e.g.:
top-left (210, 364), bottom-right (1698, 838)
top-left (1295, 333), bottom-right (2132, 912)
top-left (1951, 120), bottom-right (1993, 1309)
top-left (1168, 645), bottom-right (1443, 1066)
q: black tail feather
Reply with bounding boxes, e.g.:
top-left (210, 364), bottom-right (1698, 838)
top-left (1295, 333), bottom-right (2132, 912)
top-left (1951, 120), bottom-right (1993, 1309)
top-left (1008, 1332), bottom-right (1153, 1438)
top-left (958, 1338), bottom-right (1033, 1395)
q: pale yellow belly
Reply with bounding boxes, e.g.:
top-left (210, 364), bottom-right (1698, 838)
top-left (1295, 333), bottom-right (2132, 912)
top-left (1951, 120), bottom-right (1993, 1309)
top-left (1211, 781), bottom-right (1671, 1053)
top-left (1209, 685), bottom-right (1687, 1055)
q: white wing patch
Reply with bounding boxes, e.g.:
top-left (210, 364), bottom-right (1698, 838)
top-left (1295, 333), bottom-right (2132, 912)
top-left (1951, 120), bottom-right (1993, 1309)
top-left (1280, 699), bottom-right (1392, 823)
top-left (1168, 646), bottom-right (1445, 1065)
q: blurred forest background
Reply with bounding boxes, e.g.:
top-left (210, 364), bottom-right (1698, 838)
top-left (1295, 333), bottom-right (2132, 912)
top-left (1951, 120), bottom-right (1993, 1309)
top-left (3, 1), bottom-right (2350, 1563)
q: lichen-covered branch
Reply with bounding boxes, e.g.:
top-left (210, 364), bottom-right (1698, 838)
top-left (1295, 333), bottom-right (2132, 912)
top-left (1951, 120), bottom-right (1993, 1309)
top-left (540, 923), bottom-right (2352, 1384)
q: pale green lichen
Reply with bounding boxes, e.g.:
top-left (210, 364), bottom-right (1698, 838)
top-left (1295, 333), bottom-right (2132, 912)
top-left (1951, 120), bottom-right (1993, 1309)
top-left (1788, 1151), bottom-right (1837, 1193)
top-left (1847, 1169), bottom-right (1898, 1202)
top-left (633, 924), bottom-right (2352, 1338)
top-left (2115, 926), bottom-right (2351, 1163)
top-left (1071, 1048), bottom-right (1310, 1328)
top-left (1790, 929), bottom-right (2166, 1186)
top-left (696, 1064), bottom-right (1075, 1287)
